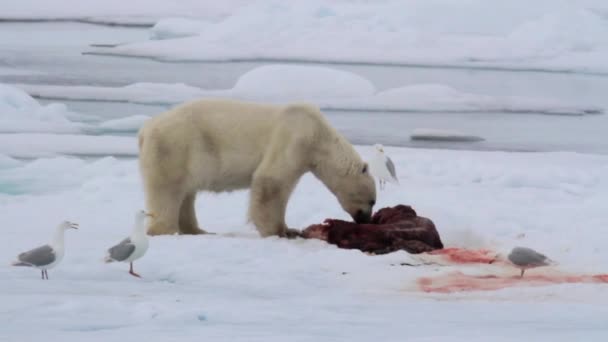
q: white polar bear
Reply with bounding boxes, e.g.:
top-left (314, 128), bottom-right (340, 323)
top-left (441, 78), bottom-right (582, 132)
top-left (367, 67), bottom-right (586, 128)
top-left (137, 98), bottom-right (376, 237)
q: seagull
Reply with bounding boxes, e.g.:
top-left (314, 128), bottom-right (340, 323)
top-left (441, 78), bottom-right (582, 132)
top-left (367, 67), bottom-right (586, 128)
top-left (369, 143), bottom-right (399, 190)
top-left (508, 246), bottom-right (555, 278)
top-left (104, 210), bottom-right (153, 278)
top-left (11, 221), bottom-right (79, 280)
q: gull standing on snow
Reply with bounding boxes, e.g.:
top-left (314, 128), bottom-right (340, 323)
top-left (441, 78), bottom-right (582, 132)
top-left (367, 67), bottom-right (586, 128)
top-left (508, 246), bottom-right (555, 278)
top-left (11, 221), bottom-right (79, 280)
top-left (104, 210), bottom-right (153, 278)
top-left (369, 143), bottom-right (399, 190)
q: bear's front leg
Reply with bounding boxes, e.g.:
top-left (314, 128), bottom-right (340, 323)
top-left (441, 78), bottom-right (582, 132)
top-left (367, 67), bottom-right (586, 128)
top-left (248, 175), bottom-right (292, 237)
top-left (147, 215), bottom-right (179, 236)
top-left (145, 187), bottom-right (181, 236)
top-left (178, 192), bottom-right (211, 235)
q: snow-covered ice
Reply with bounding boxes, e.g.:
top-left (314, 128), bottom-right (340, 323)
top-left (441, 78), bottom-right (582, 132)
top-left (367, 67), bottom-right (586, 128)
top-left (2, 1), bottom-right (608, 340)
top-left (0, 66), bottom-right (43, 76)
top-left (0, 0), bottom-right (251, 24)
top-left (80, 1), bottom-right (608, 73)
top-left (229, 64), bottom-right (376, 100)
top-left (0, 84), bottom-right (85, 133)
top-left (98, 115), bottom-right (151, 132)
top-left (10, 64), bottom-right (378, 105)
top-left (149, 18), bottom-right (210, 40)
top-left (12, 65), bottom-right (603, 116)
top-left (2, 145), bottom-right (608, 341)
top-left (325, 84), bottom-right (602, 115)
top-left (14, 82), bottom-right (206, 105)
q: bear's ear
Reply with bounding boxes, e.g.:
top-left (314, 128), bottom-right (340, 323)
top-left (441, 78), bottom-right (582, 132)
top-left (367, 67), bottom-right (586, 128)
top-left (361, 163), bottom-right (368, 174)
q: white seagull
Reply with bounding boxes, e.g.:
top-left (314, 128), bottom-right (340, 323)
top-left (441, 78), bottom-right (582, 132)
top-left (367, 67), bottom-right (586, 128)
top-left (508, 246), bottom-right (556, 278)
top-left (11, 221), bottom-right (79, 280)
top-left (104, 210), bottom-right (153, 278)
top-left (369, 143), bottom-right (399, 190)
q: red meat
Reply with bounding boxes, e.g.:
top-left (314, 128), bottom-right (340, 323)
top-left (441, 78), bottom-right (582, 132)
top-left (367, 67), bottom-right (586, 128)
top-left (301, 205), bottom-right (443, 254)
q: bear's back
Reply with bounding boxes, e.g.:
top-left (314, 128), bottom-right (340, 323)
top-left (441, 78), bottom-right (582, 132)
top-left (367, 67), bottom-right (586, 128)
top-left (140, 98), bottom-right (341, 160)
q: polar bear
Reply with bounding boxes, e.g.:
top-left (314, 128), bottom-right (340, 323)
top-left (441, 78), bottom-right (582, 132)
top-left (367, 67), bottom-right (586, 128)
top-left (137, 98), bottom-right (376, 237)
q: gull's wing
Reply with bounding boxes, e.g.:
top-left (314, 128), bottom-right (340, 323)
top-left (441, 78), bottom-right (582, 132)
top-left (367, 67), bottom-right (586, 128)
top-left (385, 156), bottom-right (398, 182)
top-left (508, 247), bottom-right (548, 266)
top-left (16, 245), bottom-right (55, 267)
top-left (107, 237), bottom-right (135, 262)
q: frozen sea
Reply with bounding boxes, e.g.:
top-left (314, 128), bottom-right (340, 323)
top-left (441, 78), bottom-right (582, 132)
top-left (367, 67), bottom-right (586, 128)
top-left (1, 2), bottom-right (608, 341)
top-left (2, 21), bottom-right (608, 154)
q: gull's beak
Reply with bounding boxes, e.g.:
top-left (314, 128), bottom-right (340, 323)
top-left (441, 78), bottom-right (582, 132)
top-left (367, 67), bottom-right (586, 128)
top-left (145, 212), bottom-right (156, 218)
top-left (70, 222), bottom-right (79, 229)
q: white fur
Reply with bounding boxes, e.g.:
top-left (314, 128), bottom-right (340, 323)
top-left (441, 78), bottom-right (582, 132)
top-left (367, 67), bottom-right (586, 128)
top-left (137, 98), bottom-right (376, 237)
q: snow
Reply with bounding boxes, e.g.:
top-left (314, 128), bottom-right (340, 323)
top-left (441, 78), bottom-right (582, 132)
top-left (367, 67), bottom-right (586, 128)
top-left (410, 128), bottom-right (484, 142)
top-left (1, 145), bottom-right (608, 340)
top-left (12, 67), bottom-right (603, 116)
top-left (230, 65), bottom-right (376, 100)
top-left (80, 1), bottom-right (608, 73)
top-left (0, 84), bottom-right (84, 133)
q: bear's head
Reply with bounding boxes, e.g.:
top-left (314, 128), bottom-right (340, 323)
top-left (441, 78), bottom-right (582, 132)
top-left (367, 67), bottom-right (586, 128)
top-left (333, 162), bottom-right (376, 223)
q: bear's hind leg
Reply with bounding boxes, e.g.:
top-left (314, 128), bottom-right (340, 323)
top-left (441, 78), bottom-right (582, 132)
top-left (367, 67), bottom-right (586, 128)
top-left (178, 192), bottom-right (208, 235)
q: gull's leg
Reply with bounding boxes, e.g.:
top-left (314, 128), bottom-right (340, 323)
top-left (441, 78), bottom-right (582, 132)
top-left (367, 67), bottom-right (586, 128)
top-left (129, 262), bottom-right (141, 278)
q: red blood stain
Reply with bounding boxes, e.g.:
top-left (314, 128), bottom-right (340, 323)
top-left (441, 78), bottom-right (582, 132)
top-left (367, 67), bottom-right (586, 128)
top-left (418, 272), bottom-right (608, 293)
top-left (592, 274), bottom-right (608, 282)
top-left (426, 247), bottom-right (498, 264)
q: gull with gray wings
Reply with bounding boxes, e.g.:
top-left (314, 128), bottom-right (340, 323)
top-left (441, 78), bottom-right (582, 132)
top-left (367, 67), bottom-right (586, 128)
top-left (12, 221), bottom-right (78, 280)
top-left (104, 210), bottom-right (154, 278)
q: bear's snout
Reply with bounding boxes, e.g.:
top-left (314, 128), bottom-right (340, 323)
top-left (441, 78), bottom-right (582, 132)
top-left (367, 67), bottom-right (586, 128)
top-left (353, 209), bottom-right (371, 224)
